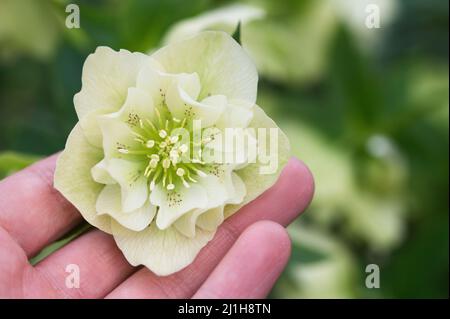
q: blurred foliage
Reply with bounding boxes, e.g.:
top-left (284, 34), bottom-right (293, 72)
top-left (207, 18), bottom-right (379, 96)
top-left (0, 151), bottom-right (41, 179)
top-left (0, 0), bottom-right (448, 298)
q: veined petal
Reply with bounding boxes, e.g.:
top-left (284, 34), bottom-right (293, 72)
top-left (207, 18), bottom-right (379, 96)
top-left (111, 221), bottom-right (215, 276)
top-left (54, 124), bottom-right (112, 233)
top-left (196, 206), bottom-right (225, 232)
top-left (224, 105), bottom-right (290, 218)
top-left (151, 31), bottom-right (258, 104)
top-left (136, 65), bottom-right (193, 108)
top-left (115, 87), bottom-right (156, 128)
top-left (166, 83), bottom-right (226, 127)
top-left (107, 159), bottom-right (148, 213)
top-left (203, 129), bottom-right (257, 168)
top-left (79, 107), bottom-right (111, 148)
top-left (166, 72), bottom-right (201, 103)
top-left (91, 159), bottom-right (115, 184)
top-left (215, 99), bottom-right (255, 129)
top-left (227, 172), bottom-right (247, 204)
top-left (99, 116), bottom-right (141, 159)
top-left (96, 184), bottom-right (156, 231)
top-left (231, 128), bottom-right (258, 170)
top-left (173, 174), bottom-right (229, 237)
top-left (199, 174), bottom-right (230, 207)
top-left (150, 183), bottom-right (208, 230)
top-left (75, 47), bottom-right (149, 146)
top-left (136, 66), bottom-right (170, 107)
top-left (75, 47), bottom-right (149, 119)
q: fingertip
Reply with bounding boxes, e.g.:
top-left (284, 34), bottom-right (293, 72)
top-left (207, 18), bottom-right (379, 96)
top-left (241, 220), bottom-right (291, 264)
top-left (283, 157), bottom-right (315, 211)
top-left (193, 220), bottom-right (292, 298)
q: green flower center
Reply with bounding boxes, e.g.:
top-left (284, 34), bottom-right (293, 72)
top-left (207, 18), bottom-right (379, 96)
top-left (117, 106), bottom-right (212, 191)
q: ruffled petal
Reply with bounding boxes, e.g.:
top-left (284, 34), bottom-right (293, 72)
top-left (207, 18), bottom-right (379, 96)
top-left (136, 67), bottom-right (172, 108)
top-left (173, 174), bottom-right (229, 237)
top-left (96, 184), bottom-right (156, 231)
top-left (202, 127), bottom-right (257, 168)
top-left (54, 124), bottom-right (112, 233)
top-left (112, 221), bottom-right (215, 276)
top-left (75, 47), bottom-right (150, 146)
top-left (165, 74), bottom-right (226, 127)
top-left (227, 172), bottom-right (247, 204)
top-left (115, 87), bottom-right (156, 129)
top-left (91, 159), bottom-right (115, 184)
top-left (196, 206), bottom-right (225, 232)
top-left (106, 159), bottom-right (148, 213)
top-left (224, 105), bottom-right (290, 218)
top-left (215, 99), bottom-right (254, 129)
top-left (151, 31), bottom-right (258, 104)
top-left (150, 183), bottom-right (208, 230)
top-left (98, 116), bottom-right (141, 159)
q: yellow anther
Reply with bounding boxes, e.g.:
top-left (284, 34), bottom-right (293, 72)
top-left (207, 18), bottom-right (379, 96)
top-left (162, 158), bottom-right (171, 169)
top-left (146, 140), bottom-right (155, 148)
top-left (159, 130), bottom-right (167, 138)
top-left (170, 135), bottom-right (179, 143)
top-left (149, 158), bottom-right (159, 168)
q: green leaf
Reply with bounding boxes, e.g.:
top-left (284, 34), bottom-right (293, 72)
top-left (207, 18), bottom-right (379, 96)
top-left (0, 151), bottom-right (41, 179)
top-left (29, 221), bottom-right (92, 265)
top-left (231, 21), bottom-right (242, 45)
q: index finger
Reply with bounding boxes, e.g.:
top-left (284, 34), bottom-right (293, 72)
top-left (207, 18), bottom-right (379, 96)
top-left (0, 154), bottom-right (82, 257)
top-left (107, 157), bottom-right (314, 298)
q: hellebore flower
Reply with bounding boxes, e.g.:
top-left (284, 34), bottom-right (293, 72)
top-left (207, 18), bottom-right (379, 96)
top-left (54, 31), bottom-right (289, 276)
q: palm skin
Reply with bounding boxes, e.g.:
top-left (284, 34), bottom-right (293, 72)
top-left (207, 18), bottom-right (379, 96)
top-left (0, 155), bottom-right (314, 298)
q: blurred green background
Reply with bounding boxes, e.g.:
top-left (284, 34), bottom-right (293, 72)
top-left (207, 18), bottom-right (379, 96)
top-left (0, 0), bottom-right (448, 298)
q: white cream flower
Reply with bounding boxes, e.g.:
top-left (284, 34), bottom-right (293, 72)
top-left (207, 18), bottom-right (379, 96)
top-left (54, 31), bottom-right (289, 276)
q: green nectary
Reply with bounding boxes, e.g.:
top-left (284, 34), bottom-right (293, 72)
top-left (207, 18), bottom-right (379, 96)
top-left (114, 104), bottom-right (213, 192)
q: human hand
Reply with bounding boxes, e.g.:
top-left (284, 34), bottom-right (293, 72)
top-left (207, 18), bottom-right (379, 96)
top-left (0, 154), bottom-right (313, 298)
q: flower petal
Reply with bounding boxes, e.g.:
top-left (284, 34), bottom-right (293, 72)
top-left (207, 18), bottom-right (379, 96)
top-left (165, 72), bottom-right (201, 104)
top-left (75, 47), bottom-right (150, 146)
top-left (151, 31), bottom-right (258, 104)
top-left (96, 184), bottom-right (156, 231)
top-left (54, 123), bottom-right (112, 233)
top-left (111, 221), bottom-right (215, 276)
top-left (91, 159), bottom-right (115, 184)
top-left (98, 116), bottom-right (141, 160)
top-left (107, 159), bottom-right (148, 213)
top-left (115, 87), bottom-right (156, 129)
top-left (227, 172), bottom-right (247, 204)
top-left (150, 183), bottom-right (208, 230)
top-left (165, 74), bottom-right (226, 127)
top-left (215, 99), bottom-right (254, 129)
top-left (224, 105), bottom-right (290, 218)
top-left (173, 174), bottom-right (229, 237)
top-left (136, 66), bottom-right (190, 108)
top-left (202, 127), bottom-right (257, 168)
top-left (231, 128), bottom-right (259, 170)
top-left (196, 206), bottom-right (225, 232)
